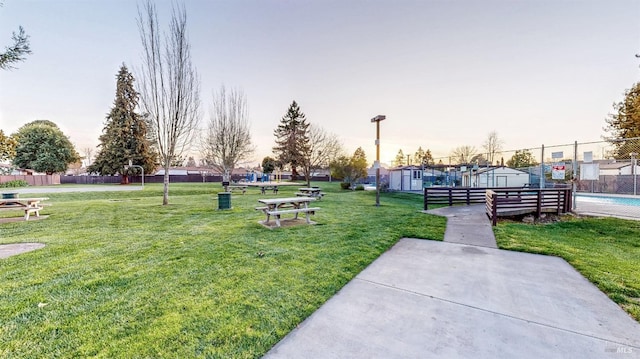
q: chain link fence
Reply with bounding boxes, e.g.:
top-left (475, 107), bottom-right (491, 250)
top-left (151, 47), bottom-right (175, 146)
top-left (421, 137), bottom-right (640, 219)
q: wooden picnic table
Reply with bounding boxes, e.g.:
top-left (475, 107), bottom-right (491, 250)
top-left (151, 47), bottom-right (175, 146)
top-left (255, 196), bottom-right (320, 228)
top-left (296, 187), bottom-right (325, 199)
top-left (0, 197), bottom-right (49, 220)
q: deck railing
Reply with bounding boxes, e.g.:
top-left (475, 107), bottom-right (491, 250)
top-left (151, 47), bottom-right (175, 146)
top-left (485, 188), bottom-right (572, 226)
top-left (423, 187), bottom-right (536, 210)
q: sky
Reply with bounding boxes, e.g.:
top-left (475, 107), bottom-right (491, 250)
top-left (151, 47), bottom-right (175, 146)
top-left (1, 0), bottom-right (639, 166)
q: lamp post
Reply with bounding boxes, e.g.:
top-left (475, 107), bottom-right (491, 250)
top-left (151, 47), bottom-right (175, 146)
top-left (371, 115), bottom-right (386, 206)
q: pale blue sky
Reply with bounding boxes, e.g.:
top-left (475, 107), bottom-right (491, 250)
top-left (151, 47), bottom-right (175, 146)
top-left (1, 0), bottom-right (639, 165)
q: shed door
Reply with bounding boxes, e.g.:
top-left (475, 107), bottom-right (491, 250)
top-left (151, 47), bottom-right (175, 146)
top-left (496, 176), bottom-right (507, 187)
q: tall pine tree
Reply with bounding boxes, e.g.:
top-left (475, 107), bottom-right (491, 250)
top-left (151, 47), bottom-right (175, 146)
top-left (89, 64), bottom-right (156, 183)
top-left (273, 101), bottom-right (310, 180)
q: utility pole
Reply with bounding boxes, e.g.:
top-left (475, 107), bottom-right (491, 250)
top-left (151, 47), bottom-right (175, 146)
top-left (371, 115), bottom-right (386, 207)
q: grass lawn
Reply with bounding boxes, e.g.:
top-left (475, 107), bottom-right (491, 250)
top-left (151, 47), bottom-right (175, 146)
top-left (0, 182), bottom-right (445, 358)
top-left (494, 216), bottom-right (640, 322)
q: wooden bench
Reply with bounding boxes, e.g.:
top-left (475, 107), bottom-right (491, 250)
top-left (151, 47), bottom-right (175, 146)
top-left (265, 207), bottom-right (321, 227)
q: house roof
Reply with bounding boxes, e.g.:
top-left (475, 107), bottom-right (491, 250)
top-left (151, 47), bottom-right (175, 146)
top-left (473, 166), bottom-right (529, 175)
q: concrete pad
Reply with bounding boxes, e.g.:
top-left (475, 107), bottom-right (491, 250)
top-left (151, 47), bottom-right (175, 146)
top-left (265, 239), bottom-right (640, 359)
top-left (0, 242), bottom-right (45, 259)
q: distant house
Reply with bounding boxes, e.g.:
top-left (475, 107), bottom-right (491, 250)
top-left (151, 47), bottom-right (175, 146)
top-left (366, 165), bottom-right (390, 184)
top-left (462, 167), bottom-right (530, 188)
top-left (598, 162), bottom-right (640, 176)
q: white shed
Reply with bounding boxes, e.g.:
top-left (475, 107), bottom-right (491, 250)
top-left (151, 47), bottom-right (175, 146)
top-left (462, 167), bottom-right (530, 188)
top-left (389, 166), bottom-right (423, 191)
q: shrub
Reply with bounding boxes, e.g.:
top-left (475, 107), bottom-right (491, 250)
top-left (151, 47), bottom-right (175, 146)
top-left (0, 180), bottom-right (29, 188)
top-left (340, 182), bottom-right (351, 190)
top-left (355, 185), bottom-right (364, 191)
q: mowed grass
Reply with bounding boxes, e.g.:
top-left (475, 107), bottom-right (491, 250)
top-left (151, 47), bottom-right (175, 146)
top-left (0, 183), bottom-right (445, 358)
top-left (494, 216), bottom-right (640, 322)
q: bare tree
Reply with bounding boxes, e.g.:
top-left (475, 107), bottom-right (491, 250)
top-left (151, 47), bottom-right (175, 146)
top-left (451, 145), bottom-right (477, 164)
top-left (483, 131), bottom-right (503, 165)
top-left (83, 147), bottom-right (93, 167)
top-left (137, 1), bottom-right (201, 205)
top-left (301, 125), bottom-right (343, 187)
top-left (200, 86), bottom-right (255, 181)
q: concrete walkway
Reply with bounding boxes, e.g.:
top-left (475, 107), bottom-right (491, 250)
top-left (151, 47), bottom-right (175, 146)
top-left (424, 204), bottom-right (497, 248)
top-left (264, 206), bottom-right (640, 358)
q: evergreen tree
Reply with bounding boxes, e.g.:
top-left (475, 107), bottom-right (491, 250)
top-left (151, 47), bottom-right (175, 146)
top-left (424, 149), bottom-right (434, 166)
top-left (394, 149), bottom-right (405, 167)
top-left (273, 101), bottom-right (310, 180)
top-left (414, 147), bottom-right (425, 165)
top-left (89, 64), bottom-right (156, 183)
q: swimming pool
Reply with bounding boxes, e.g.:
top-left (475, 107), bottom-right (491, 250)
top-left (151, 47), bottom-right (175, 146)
top-left (575, 194), bottom-right (640, 207)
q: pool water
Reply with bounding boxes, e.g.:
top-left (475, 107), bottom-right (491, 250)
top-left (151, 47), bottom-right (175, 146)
top-left (575, 194), bottom-right (640, 207)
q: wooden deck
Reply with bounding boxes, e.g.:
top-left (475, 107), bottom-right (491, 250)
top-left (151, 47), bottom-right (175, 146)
top-left (423, 186), bottom-right (572, 226)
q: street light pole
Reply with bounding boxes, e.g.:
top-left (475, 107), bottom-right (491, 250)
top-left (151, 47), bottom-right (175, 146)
top-left (371, 115), bottom-right (386, 207)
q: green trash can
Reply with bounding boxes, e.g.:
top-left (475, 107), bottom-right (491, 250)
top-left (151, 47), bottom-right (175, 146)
top-left (2, 192), bottom-right (18, 199)
top-left (218, 192), bottom-right (232, 210)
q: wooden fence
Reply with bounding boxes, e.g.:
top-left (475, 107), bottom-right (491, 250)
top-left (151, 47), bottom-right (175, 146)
top-left (0, 175), bottom-right (60, 186)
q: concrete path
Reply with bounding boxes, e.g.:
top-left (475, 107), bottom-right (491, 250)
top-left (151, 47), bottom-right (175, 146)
top-left (264, 206), bottom-right (640, 358)
top-left (0, 243), bottom-right (45, 259)
top-left (424, 204), bottom-right (497, 248)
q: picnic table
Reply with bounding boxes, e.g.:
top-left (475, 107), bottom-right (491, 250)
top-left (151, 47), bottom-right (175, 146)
top-left (227, 185), bottom-right (247, 194)
top-left (295, 187), bottom-right (325, 200)
top-left (255, 196), bottom-right (320, 228)
top-left (0, 197), bottom-right (49, 220)
top-left (258, 185), bottom-right (279, 195)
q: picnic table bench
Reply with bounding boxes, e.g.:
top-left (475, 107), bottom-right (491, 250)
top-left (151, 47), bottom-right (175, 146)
top-left (0, 197), bottom-right (50, 220)
top-left (258, 185), bottom-right (279, 195)
top-left (255, 196), bottom-right (320, 228)
top-left (295, 187), bottom-right (325, 200)
top-left (227, 185), bottom-right (247, 194)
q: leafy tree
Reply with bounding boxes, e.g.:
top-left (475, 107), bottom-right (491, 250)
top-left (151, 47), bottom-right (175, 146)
top-left (262, 156), bottom-right (276, 174)
top-left (605, 82), bottom-right (640, 158)
top-left (483, 131), bottom-right (503, 164)
top-left (273, 101), bottom-right (310, 180)
top-left (394, 149), bottom-right (405, 166)
top-left (351, 147), bottom-right (368, 182)
top-left (13, 121), bottom-right (79, 174)
top-left (0, 129), bottom-right (17, 161)
top-left (200, 86), bottom-right (254, 181)
top-left (506, 149), bottom-right (538, 168)
top-left (186, 156), bottom-right (196, 167)
top-left (329, 155), bottom-right (352, 182)
top-left (89, 64), bottom-right (156, 183)
top-left (329, 147), bottom-right (367, 185)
